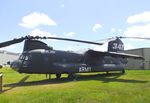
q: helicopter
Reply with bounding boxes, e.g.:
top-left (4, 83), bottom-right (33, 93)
top-left (0, 36), bottom-right (144, 79)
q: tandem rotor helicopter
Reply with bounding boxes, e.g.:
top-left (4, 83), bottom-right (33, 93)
top-left (0, 36), bottom-right (144, 79)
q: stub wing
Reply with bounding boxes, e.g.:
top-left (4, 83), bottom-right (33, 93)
top-left (86, 49), bottom-right (144, 60)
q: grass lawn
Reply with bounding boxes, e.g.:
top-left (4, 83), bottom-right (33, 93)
top-left (0, 68), bottom-right (150, 103)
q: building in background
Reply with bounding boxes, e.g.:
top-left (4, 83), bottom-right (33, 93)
top-left (125, 48), bottom-right (150, 70)
top-left (0, 50), bottom-right (19, 66)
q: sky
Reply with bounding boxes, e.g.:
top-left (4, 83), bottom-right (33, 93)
top-left (0, 0), bottom-right (150, 53)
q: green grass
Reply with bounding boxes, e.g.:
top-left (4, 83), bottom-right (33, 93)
top-left (0, 68), bottom-right (150, 103)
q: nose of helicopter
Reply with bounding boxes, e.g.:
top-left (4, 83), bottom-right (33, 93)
top-left (9, 60), bottom-right (21, 71)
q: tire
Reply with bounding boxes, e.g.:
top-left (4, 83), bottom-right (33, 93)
top-left (121, 69), bottom-right (125, 74)
top-left (68, 73), bottom-right (76, 80)
top-left (56, 73), bottom-right (61, 79)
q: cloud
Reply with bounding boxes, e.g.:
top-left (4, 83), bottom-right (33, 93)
top-left (28, 29), bottom-right (56, 37)
top-left (92, 24), bottom-right (102, 32)
top-left (127, 11), bottom-right (150, 24)
top-left (64, 32), bottom-right (75, 37)
top-left (118, 29), bottom-right (122, 32)
top-left (124, 11), bottom-right (150, 38)
top-left (61, 4), bottom-right (65, 8)
top-left (124, 23), bottom-right (150, 37)
top-left (111, 28), bottom-right (122, 33)
top-left (19, 12), bottom-right (56, 29)
top-left (111, 28), bottom-right (116, 33)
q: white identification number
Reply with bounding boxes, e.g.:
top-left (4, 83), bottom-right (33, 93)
top-left (112, 43), bottom-right (124, 50)
top-left (79, 66), bottom-right (92, 72)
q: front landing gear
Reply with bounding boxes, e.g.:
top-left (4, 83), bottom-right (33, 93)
top-left (56, 73), bottom-right (61, 79)
top-left (121, 69), bottom-right (125, 74)
top-left (46, 74), bottom-right (51, 79)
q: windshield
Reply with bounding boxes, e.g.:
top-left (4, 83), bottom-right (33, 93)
top-left (19, 53), bottom-right (32, 67)
top-left (19, 53), bottom-right (31, 61)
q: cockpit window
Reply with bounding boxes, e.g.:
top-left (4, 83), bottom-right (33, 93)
top-left (25, 56), bottom-right (29, 60)
top-left (19, 54), bottom-right (24, 60)
top-left (20, 53), bottom-right (32, 67)
top-left (19, 54), bottom-right (31, 61)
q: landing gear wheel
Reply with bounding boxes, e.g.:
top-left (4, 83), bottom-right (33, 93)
top-left (46, 74), bottom-right (51, 79)
top-left (68, 73), bottom-right (76, 80)
top-left (56, 73), bottom-right (61, 79)
top-left (121, 69), bottom-right (125, 74)
top-left (106, 71), bottom-right (109, 74)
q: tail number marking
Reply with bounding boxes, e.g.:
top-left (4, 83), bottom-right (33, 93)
top-left (112, 43), bottom-right (124, 50)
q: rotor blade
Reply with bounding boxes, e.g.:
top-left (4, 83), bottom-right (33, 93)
top-left (95, 37), bottom-right (117, 44)
top-left (119, 36), bottom-right (150, 40)
top-left (0, 37), bottom-right (25, 48)
top-left (45, 37), bottom-right (103, 45)
top-left (0, 35), bottom-right (105, 49)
